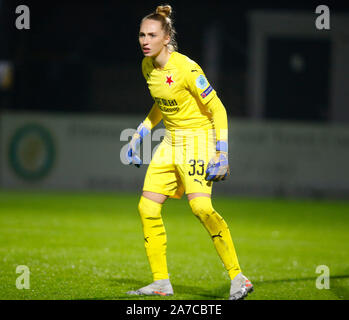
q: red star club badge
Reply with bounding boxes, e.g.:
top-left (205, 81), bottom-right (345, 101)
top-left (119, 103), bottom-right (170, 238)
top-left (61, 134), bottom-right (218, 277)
top-left (166, 75), bottom-right (174, 86)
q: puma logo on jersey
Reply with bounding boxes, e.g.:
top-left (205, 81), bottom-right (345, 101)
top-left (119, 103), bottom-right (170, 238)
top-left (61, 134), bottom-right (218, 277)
top-left (212, 231), bottom-right (223, 239)
top-left (194, 179), bottom-right (203, 185)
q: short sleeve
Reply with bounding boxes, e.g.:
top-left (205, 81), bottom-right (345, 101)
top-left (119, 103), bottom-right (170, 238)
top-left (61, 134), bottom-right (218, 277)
top-left (185, 62), bottom-right (217, 104)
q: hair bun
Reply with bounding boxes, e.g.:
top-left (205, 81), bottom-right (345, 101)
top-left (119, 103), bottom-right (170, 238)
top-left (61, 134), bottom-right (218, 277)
top-left (156, 4), bottom-right (172, 18)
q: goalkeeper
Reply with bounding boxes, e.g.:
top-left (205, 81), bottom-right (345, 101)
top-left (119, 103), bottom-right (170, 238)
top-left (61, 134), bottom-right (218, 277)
top-left (126, 5), bottom-right (253, 300)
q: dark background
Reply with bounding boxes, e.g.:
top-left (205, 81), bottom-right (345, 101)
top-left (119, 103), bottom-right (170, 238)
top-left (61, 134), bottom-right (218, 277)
top-left (1, 0), bottom-right (348, 119)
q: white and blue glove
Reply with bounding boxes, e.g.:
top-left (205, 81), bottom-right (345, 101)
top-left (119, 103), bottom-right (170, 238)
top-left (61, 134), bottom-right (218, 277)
top-left (205, 141), bottom-right (230, 182)
top-left (126, 122), bottom-right (150, 168)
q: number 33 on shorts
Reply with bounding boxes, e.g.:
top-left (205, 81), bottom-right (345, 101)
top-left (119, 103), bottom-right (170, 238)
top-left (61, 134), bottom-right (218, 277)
top-left (188, 159), bottom-right (205, 176)
top-left (185, 158), bottom-right (212, 191)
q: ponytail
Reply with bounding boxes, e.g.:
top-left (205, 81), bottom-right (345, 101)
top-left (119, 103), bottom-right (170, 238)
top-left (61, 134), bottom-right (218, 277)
top-left (142, 4), bottom-right (178, 52)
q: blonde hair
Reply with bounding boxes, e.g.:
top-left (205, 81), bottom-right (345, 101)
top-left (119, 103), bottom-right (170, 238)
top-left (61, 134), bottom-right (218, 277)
top-left (142, 4), bottom-right (178, 52)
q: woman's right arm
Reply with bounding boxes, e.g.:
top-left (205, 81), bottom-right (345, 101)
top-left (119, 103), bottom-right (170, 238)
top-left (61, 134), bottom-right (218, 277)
top-left (127, 103), bottom-right (162, 167)
top-left (143, 103), bottom-right (163, 130)
top-left (141, 58), bottom-right (163, 130)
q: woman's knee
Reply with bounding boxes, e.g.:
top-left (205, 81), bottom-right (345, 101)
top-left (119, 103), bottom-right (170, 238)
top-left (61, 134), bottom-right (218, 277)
top-left (189, 196), bottom-right (214, 220)
top-left (142, 191), bottom-right (168, 204)
top-left (138, 193), bottom-right (164, 220)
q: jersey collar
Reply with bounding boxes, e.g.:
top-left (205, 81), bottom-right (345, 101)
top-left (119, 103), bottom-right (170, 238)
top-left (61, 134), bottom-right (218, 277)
top-left (152, 51), bottom-right (176, 71)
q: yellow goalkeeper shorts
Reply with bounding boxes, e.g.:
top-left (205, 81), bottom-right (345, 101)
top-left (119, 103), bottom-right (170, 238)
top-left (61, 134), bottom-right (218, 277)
top-left (143, 129), bottom-right (216, 199)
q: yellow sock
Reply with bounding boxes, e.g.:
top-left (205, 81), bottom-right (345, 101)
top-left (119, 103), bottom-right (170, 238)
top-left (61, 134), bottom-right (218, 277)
top-left (189, 197), bottom-right (241, 280)
top-left (138, 196), bottom-right (168, 281)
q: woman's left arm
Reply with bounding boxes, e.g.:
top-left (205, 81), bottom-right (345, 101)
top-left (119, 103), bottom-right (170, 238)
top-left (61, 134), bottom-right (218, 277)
top-left (185, 63), bottom-right (230, 181)
top-left (206, 95), bottom-right (228, 149)
top-left (184, 63), bottom-right (228, 149)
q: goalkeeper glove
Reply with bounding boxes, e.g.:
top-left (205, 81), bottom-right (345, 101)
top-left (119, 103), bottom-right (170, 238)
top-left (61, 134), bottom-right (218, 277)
top-left (126, 122), bottom-right (150, 168)
top-left (205, 140), bottom-right (230, 181)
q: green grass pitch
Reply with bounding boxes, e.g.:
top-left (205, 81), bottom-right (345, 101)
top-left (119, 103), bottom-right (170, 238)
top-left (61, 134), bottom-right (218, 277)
top-left (0, 190), bottom-right (348, 300)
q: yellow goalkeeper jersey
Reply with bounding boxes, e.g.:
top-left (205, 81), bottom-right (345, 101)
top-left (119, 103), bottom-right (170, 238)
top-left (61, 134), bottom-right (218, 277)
top-left (142, 51), bottom-right (217, 132)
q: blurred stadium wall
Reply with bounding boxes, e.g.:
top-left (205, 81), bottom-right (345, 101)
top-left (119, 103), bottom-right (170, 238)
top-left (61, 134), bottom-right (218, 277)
top-left (1, 112), bottom-right (349, 199)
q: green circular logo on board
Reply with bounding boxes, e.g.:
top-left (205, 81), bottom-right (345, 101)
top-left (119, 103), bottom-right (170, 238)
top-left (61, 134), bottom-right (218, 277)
top-left (9, 124), bottom-right (55, 180)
